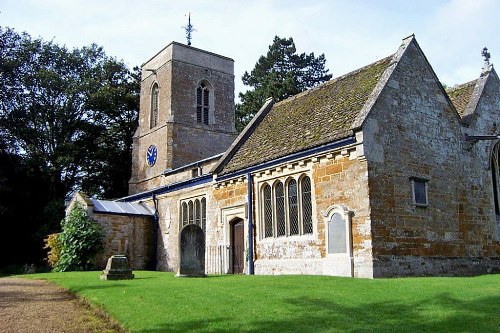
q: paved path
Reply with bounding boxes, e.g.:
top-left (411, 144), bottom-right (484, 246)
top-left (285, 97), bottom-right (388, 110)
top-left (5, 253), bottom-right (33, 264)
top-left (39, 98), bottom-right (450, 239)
top-left (0, 277), bottom-right (123, 333)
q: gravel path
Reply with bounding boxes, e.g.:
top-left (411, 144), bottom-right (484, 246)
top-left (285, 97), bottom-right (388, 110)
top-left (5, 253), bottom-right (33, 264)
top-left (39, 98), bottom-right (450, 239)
top-left (0, 277), bottom-right (124, 333)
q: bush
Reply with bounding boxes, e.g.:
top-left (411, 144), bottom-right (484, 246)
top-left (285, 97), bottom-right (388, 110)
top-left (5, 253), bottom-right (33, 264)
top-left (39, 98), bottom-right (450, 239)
top-left (54, 204), bottom-right (104, 272)
top-left (44, 233), bottom-right (62, 267)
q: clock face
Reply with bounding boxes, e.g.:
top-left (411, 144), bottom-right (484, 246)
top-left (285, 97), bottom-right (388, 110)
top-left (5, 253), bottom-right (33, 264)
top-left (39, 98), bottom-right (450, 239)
top-left (146, 145), bottom-right (157, 167)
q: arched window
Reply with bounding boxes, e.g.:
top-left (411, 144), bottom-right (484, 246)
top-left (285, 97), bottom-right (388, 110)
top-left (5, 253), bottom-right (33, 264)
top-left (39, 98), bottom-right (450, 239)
top-left (263, 184), bottom-right (273, 238)
top-left (180, 197), bottom-right (207, 231)
top-left (288, 179), bottom-right (299, 235)
top-left (275, 182), bottom-right (286, 236)
top-left (301, 176), bottom-right (313, 234)
top-left (259, 173), bottom-right (314, 239)
top-left (194, 199), bottom-right (201, 227)
top-left (201, 197), bottom-right (206, 233)
top-left (150, 82), bottom-right (159, 128)
top-left (196, 82), bottom-right (210, 125)
top-left (491, 143), bottom-right (500, 215)
top-left (188, 200), bottom-right (194, 225)
top-left (181, 202), bottom-right (188, 227)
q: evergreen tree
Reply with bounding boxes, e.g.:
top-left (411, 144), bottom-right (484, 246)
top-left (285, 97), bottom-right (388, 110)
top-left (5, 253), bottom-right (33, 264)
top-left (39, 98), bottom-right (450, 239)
top-left (236, 36), bottom-right (332, 131)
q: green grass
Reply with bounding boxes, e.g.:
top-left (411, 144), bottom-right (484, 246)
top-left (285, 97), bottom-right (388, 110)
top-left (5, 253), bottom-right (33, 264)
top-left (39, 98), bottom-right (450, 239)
top-left (20, 271), bottom-right (500, 333)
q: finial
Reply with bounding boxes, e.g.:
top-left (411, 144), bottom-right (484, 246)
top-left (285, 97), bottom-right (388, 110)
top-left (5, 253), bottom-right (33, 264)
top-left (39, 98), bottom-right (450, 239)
top-left (482, 47), bottom-right (491, 64)
top-left (182, 12), bottom-right (196, 46)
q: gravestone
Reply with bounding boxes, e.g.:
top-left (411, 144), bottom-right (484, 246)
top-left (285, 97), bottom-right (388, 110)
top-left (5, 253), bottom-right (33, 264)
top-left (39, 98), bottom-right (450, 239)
top-left (176, 224), bottom-right (206, 277)
top-left (100, 255), bottom-right (134, 280)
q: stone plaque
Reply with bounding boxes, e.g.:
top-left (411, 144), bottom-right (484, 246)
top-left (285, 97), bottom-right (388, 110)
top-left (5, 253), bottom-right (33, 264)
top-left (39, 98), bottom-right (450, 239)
top-left (100, 255), bottom-right (134, 280)
top-left (177, 224), bottom-right (206, 277)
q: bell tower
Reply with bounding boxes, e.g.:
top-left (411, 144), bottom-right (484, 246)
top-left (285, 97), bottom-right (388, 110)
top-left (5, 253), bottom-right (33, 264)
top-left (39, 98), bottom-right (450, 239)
top-left (129, 42), bottom-right (236, 194)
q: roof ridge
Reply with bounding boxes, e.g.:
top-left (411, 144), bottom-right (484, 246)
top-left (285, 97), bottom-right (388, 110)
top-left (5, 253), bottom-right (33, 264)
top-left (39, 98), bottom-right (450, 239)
top-left (274, 54), bottom-right (396, 109)
top-left (446, 79), bottom-right (478, 92)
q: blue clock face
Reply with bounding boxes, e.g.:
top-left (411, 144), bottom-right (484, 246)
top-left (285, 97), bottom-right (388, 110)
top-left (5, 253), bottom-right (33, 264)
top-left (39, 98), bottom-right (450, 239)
top-left (146, 145), bottom-right (157, 167)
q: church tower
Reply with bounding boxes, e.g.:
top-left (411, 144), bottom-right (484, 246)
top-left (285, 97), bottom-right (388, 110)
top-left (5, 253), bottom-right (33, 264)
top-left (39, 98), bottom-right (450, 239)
top-left (129, 42), bottom-right (236, 194)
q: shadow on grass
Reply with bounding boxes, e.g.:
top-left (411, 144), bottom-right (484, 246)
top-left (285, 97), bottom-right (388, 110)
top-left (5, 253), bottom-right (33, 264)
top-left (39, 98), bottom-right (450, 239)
top-left (137, 293), bottom-right (500, 333)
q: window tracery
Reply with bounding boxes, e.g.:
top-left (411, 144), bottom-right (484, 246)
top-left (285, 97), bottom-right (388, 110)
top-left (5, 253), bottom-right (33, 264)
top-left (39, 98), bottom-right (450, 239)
top-left (260, 174), bottom-right (314, 239)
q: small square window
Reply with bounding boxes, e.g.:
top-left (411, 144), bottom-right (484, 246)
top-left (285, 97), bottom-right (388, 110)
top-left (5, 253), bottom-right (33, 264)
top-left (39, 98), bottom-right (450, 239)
top-left (412, 178), bottom-right (428, 206)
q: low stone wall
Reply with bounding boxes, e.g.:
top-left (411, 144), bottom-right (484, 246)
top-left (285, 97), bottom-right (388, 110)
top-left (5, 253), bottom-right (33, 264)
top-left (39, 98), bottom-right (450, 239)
top-left (254, 258), bottom-right (324, 275)
top-left (373, 255), bottom-right (500, 277)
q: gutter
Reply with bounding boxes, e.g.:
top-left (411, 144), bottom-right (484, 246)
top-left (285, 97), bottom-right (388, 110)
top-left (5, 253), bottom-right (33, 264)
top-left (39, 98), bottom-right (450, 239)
top-left (216, 136), bottom-right (356, 183)
top-left (120, 174), bottom-right (212, 202)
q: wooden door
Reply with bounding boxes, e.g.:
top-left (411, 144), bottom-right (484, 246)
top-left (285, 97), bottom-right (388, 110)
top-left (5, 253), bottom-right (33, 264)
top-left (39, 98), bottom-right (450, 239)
top-left (231, 219), bottom-right (245, 274)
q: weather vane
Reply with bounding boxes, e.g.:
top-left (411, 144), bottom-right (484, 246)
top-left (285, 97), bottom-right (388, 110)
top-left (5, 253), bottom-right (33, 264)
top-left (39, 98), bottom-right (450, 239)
top-left (182, 12), bottom-right (196, 46)
top-left (482, 47), bottom-right (491, 64)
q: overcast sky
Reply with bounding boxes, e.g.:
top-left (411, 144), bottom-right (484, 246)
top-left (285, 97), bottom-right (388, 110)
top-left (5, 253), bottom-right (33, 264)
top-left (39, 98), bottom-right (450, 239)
top-left (2, 0), bottom-right (499, 98)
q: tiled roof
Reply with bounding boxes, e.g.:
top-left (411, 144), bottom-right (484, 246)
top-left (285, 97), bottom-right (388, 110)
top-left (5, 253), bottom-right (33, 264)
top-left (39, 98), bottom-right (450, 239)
top-left (446, 80), bottom-right (477, 116)
top-left (220, 56), bottom-right (393, 175)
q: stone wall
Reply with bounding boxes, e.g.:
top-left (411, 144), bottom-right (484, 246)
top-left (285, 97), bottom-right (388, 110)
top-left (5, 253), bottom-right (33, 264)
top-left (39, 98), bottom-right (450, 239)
top-left (129, 42), bottom-right (236, 195)
top-left (364, 40), bottom-right (500, 277)
top-left (91, 213), bottom-right (154, 270)
top-left (213, 143), bottom-right (374, 277)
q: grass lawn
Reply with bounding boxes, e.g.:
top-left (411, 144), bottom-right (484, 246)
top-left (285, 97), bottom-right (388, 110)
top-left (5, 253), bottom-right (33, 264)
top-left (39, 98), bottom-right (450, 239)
top-left (22, 271), bottom-right (500, 333)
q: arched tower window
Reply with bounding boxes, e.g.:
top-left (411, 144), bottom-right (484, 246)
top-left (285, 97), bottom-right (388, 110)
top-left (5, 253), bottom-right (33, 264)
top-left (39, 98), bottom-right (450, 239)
top-left (150, 82), bottom-right (159, 128)
top-left (491, 142), bottom-right (500, 215)
top-left (196, 81), bottom-right (211, 125)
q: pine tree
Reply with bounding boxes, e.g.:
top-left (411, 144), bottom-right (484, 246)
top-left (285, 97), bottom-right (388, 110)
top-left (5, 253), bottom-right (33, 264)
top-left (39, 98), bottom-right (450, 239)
top-left (236, 36), bottom-right (332, 131)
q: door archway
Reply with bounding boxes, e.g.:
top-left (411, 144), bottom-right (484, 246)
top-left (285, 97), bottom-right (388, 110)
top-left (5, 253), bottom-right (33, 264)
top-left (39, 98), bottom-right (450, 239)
top-left (230, 218), bottom-right (245, 274)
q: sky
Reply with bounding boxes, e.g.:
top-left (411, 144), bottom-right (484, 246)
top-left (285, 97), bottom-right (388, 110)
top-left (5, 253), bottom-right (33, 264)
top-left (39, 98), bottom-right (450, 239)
top-left (2, 0), bottom-right (499, 98)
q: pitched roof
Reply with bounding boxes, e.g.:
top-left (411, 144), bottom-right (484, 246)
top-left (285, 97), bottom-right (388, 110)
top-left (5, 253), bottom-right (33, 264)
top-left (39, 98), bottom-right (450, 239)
top-left (219, 55), bottom-right (393, 175)
top-left (446, 80), bottom-right (477, 117)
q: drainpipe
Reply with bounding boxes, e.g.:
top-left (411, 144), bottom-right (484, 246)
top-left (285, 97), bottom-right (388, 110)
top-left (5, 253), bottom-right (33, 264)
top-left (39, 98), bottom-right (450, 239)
top-left (247, 172), bottom-right (254, 275)
top-left (152, 193), bottom-right (159, 270)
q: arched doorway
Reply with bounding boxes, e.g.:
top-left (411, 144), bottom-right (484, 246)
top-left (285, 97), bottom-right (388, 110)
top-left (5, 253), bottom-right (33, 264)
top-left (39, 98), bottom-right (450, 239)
top-left (230, 218), bottom-right (245, 274)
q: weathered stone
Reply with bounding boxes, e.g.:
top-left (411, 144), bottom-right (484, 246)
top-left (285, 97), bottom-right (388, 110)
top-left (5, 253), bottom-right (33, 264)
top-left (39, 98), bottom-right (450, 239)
top-left (100, 255), bottom-right (134, 280)
top-left (177, 224), bottom-right (206, 277)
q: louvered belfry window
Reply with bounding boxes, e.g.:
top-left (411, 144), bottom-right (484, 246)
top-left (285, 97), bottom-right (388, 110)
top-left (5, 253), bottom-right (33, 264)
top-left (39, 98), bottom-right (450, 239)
top-left (261, 175), bottom-right (314, 239)
top-left (196, 83), bottom-right (210, 125)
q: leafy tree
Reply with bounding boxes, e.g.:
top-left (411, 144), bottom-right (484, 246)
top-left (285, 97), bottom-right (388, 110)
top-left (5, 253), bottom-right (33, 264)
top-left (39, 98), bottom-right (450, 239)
top-left (54, 204), bottom-right (103, 271)
top-left (236, 36), bottom-right (332, 131)
top-left (0, 26), bottom-right (139, 266)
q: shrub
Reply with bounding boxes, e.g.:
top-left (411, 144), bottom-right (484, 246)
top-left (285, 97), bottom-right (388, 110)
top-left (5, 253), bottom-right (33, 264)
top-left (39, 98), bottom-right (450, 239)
top-left (44, 233), bottom-right (62, 267)
top-left (54, 204), bottom-right (104, 272)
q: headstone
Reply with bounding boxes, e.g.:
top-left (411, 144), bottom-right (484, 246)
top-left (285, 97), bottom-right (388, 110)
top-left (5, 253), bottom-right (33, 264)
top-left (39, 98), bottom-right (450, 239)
top-left (176, 224), bottom-right (206, 277)
top-left (100, 255), bottom-right (134, 280)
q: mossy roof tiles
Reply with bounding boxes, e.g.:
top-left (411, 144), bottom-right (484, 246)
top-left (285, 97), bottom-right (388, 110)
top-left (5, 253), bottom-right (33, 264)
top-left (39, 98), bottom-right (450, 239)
top-left (446, 80), bottom-right (477, 116)
top-left (220, 56), bottom-right (393, 175)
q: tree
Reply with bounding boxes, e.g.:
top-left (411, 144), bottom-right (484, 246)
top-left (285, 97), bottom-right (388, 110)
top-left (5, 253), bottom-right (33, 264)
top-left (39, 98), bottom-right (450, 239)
top-left (0, 26), bottom-right (139, 266)
top-left (54, 204), bottom-right (103, 271)
top-left (235, 36), bottom-right (332, 131)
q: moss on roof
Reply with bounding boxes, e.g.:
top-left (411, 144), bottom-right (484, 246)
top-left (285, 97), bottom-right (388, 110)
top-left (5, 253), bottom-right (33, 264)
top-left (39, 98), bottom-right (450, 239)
top-left (220, 55), bottom-right (393, 175)
top-left (446, 80), bottom-right (477, 116)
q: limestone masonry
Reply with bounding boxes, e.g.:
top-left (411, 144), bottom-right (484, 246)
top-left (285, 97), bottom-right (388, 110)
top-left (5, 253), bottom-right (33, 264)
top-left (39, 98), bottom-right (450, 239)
top-left (69, 35), bottom-right (500, 277)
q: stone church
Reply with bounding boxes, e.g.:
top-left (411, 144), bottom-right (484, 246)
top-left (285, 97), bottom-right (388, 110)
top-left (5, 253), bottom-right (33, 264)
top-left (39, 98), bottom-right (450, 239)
top-left (70, 35), bottom-right (500, 278)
